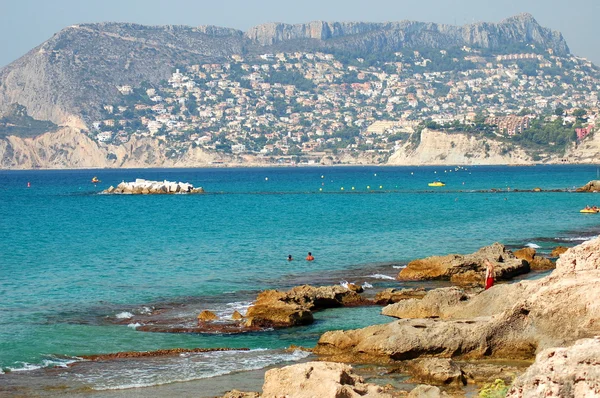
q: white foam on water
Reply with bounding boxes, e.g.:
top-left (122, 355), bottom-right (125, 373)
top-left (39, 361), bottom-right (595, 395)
top-left (139, 306), bottom-right (153, 315)
top-left (115, 311), bottom-right (134, 319)
top-left (7, 363), bottom-right (42, 372)
top-left (212, 301), bottom-right (253, 320)
top-left (366, 274), bottom-right (396, 280)
top-left (339, 280), bottom-right (349, 289)
top-left (361, 282), bottom-right (373, 289)
top-left (81, 348), bottom-right (311, 391)
top-left (6, 356), bottom-right (81, 372)
top-left (127, 322), bottom-right (142, 329)
top-left (392, 265), bottom-right (406, 269)
top-left (525, 243), bottom-right (541, 249)
top-left (561, 235), bottom-right (597, 242)
top-left (41, 357), bottom-right (79, 368)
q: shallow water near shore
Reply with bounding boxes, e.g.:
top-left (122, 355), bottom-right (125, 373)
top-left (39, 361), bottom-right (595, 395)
top-left (1, 165), bottom-right (599, 393)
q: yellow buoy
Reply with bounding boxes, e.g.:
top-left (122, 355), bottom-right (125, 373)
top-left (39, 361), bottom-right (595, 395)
top-left (367, 185), bottom-right (370, 189)
top-left (352, 187), bottom-right (355, 190)
top-left (341, 187), bottom-right (344, 191)
top-left (379, 185), bottom-right (383, 189)
top-left (319, 188), bottom-right (322, 191)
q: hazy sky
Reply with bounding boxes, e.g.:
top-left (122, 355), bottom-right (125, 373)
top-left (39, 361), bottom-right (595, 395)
top-left (1, 0), bottom-right (599, 68)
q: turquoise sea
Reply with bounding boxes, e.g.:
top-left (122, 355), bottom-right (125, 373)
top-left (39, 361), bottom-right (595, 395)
top-left (1, 165), bottom-right (600, 392)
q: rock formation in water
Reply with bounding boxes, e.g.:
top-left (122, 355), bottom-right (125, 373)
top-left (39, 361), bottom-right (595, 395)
top-left (102, 179), bottom-right (204, 194)
top-left (576, 180), bottom-right (600, 192)
top-left (244, 284), bottom-right (366, 328)
top-left (396, 242), bottom-right (530, 284)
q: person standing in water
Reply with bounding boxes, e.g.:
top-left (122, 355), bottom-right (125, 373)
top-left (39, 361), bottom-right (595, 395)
top-left (484, 259), bottom-right (495, 290)
top-left (306, 252), bottom-right (314, 261)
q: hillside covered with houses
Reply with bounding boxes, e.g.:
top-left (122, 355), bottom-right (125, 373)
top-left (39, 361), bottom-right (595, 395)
top-left (92, 46), bottom-right (600, 165)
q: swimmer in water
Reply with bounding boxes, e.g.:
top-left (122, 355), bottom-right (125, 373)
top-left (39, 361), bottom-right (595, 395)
top-left (306, 252), bottom-right (314, 261)
top-left (288, 254), bottom-right (293, 261)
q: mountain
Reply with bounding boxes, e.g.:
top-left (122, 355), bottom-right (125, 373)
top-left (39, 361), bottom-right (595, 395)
top-left (0, 13), bottom-right (568, 127)
top-left (0, 23), bottom-right (244, 128)
top-left (1, 13), bottom-right (596, 169)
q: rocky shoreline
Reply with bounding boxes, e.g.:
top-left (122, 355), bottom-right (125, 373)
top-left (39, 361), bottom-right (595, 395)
top-left (6, 240), bottom-right (596, 397)
top-left (200, 239), bottom-right (600, 397)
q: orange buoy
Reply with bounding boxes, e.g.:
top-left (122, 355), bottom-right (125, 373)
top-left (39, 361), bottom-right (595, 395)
top-left (27, 182), bottom-right (31, 188)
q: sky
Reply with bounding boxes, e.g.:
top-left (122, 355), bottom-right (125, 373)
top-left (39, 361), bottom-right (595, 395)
top-left (1, 0), bottom-right (599, 68)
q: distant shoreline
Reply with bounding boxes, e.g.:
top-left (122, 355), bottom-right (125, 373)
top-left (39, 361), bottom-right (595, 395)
top-left (5, 162), bottom-right (600, 172)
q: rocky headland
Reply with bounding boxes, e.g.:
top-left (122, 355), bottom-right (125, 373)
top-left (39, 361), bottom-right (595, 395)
top-left (101, 178), bottom-right (204, 194)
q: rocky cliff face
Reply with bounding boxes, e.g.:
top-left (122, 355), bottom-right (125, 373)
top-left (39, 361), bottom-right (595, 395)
top-left (561, 130), bottom-right (600, 163)
top-left (387, 128), bottom-right (533, 165)
top-left (0, 127), bottom-right (219, 169)
top-left (245, 13), bottom-right (569, 55)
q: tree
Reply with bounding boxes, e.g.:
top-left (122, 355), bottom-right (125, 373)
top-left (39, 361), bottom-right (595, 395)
top-left (573, 108), bottom-right (587, 123)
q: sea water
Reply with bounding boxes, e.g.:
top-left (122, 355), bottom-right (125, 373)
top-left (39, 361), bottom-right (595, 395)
top-left (1, 165), bottom-right (599, 390)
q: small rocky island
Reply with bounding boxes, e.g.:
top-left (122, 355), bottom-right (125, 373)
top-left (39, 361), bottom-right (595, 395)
top-left (102, 179), bottom-right (204, 194)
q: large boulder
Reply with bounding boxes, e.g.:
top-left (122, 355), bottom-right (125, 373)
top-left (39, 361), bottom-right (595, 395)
top-left (529, 256), bottom-right (555, 270)
top-left (262, 361), bottom-right (392, 398)
top-left (284, 284), bottom-right (365, 309)
top-left (514, 247), bottom-right (555, 270)
top-left (397, 243), bottom-right (529, 284)
top-left (244, 285), bottom-right (365, 328)
top-left (513, 247), bottom-right (536, 263)
top-left (314, 317), bottom-right (490, 361)
top-left (245, 299), bottom-right (313, 328)
top-left (506, 338), bottom-right (600, 397)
